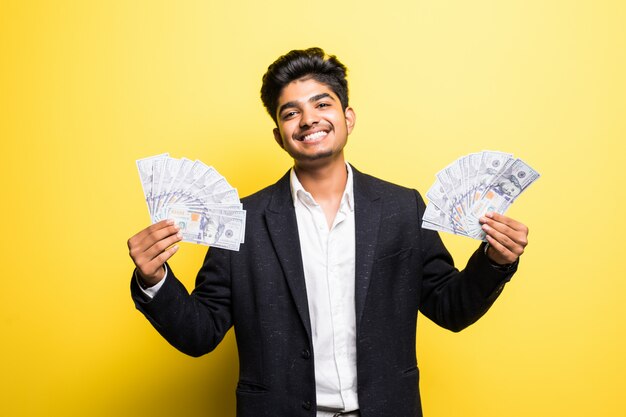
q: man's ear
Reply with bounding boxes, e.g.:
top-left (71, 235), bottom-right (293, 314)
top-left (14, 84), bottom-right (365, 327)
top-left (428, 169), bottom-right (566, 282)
top-left (345, 107), bottom-right (356, 134)
top-left (273, 127), bottom-right (285, 149)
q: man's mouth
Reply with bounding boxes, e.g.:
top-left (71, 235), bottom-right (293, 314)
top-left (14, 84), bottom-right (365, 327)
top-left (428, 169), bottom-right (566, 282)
top-left (296, 130), bottom-right (329, 142)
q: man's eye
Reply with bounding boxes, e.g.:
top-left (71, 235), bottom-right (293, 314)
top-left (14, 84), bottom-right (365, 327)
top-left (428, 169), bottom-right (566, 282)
top-left (282, 111), bottom-right (297, 120)
top-left (317, 103), bottom-right (330, 108)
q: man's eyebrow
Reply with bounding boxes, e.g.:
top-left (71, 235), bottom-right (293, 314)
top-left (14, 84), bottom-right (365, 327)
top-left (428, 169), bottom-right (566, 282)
top-left (309, 93), bottom-right (334, 103)
top-left (278, 93), bottom-right (336, 115)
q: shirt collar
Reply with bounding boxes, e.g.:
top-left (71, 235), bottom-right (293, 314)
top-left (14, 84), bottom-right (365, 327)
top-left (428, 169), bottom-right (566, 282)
top-left (290, 163), bottom-right (354, 212)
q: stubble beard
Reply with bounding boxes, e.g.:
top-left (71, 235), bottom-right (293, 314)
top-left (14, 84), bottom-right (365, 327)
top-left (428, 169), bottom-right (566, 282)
top-left (300, 149), bottom-right (334, 161)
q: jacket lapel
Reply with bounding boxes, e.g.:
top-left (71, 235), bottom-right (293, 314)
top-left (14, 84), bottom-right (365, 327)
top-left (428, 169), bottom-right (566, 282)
top-left (265, 171), bottom-right (312, 340)
top-left (264, 167), bottom-right (382, 338)
top-left (352, 167), bottom-right (382, 327)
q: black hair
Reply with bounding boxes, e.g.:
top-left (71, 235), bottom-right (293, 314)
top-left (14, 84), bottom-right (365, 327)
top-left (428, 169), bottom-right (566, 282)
top-left (260, 47), bottom-right (349, 124)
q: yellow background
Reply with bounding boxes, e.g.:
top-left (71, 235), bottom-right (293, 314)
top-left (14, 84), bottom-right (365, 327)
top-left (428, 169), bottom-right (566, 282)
top-left (1, 0), bottom-right (625, 416)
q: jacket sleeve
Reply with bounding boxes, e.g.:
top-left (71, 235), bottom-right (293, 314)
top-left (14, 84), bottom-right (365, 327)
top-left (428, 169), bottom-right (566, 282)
top-left (415, 190), bottom-right (517, 332)
top-left (130, 246), bottom-right (233, 357)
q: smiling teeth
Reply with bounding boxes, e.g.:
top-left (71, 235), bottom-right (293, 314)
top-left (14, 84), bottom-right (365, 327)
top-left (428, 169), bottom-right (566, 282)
top-left (302, 131), bottom-right (328, 141)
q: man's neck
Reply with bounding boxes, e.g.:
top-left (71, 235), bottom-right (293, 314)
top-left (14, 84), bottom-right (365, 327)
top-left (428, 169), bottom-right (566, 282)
top-left (294, 156), bottom-right (348, 228)
top-left (294, 156), bottom-right (348, 202)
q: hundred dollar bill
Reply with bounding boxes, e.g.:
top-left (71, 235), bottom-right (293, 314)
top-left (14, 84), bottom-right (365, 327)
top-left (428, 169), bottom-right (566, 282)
top-left (182, 166), bottom-right (222, 201)
top-left (168, 204), bottom-right (246, 221)
top-left (442, 161), bottom-right (470, 230)
top-left (466, 158), bottom-right (540, 238)
top-left (442, 161), bottom-right (465, 204)
top-left (471, 150), bottom-right (512, 205)
top-left (174, 202), bottom-right (243, 213)
top-left (153, 157), bottom-right (183, 221)
top-left (200, 188), bottom-right (241, 205)
top-left (168, 204), bottom-right (247, 244)
top-left (136, 153), bottom-right (246, 251)
top-left (180, 189), bottom-right (240, 209)
top-left (429, 184), bottom-right (468, 233)
top-left (463, 153), bottom-right (482, 209)
top-left (171, 160), bottom-right (213, 204)
top-left (422, 150), bottom-right (539, 241)
top-left (161, 157), bottom-right (194, 208)
top-left (136, 153), bottom-right (169, 218)
top-left (426, 179), bottom-right (450, 212)
top-left (150, 157), bottom-right (168, 221)
top-left (422, 203), bottom-right (469, 237)
top-left (204, 208), bottom-right (247, 243)
top-left (422, 219), bottom-right (466, 236)
top-left (167, 207), bottom-right (245, 251)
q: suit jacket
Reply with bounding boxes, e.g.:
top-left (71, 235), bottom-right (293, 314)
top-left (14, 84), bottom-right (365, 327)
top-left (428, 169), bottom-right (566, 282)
top-left (131, 166), bottom-right (516, 417)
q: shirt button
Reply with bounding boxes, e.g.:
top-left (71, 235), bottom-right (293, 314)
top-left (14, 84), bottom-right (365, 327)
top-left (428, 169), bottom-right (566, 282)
top-left (301, 349), bottom-right (311, 359)
top-left (302, 400), bottom-right (312, 410)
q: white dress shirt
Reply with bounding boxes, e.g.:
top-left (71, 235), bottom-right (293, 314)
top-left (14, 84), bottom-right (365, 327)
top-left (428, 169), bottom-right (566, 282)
top-left (290, 164), bottom-right (358, 411)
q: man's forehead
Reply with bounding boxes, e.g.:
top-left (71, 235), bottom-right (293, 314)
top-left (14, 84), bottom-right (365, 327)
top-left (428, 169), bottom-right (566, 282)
top-left (277, 78), bottom-right (338, 105)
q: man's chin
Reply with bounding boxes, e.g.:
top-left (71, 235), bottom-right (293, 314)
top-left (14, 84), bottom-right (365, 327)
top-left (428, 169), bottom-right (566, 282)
top-left (301, 150), bottom-right (334, 161)
top-left (292, 151), bottom-right (347, 171)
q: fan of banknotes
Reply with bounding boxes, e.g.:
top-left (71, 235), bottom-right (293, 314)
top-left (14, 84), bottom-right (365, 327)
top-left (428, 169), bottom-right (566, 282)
top-left (136, 153), bottom-right (246, 251)
top-left (422, 150), bottom-right (539, 240)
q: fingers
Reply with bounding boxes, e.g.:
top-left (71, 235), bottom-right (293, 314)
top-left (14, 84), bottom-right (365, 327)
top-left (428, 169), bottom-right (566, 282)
top-left (127, 219), bottom-right (183, 284)
top-left (492, 212), bottom-right (527, 231)
top-left (128, 219), bottom-right (178, 249)
top-left (480, 212), bottom-right (529, 264)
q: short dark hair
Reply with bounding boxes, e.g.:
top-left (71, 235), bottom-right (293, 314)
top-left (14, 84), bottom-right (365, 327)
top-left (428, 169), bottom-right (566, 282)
top-left (260, 47), bottom-right (349, 124)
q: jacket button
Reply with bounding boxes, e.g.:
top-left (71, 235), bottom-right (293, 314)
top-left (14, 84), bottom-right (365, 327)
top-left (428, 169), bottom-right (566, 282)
top-left (301, 349), bottom-right (311, 359)
top-left (302, 400), bottom-right (312, 410)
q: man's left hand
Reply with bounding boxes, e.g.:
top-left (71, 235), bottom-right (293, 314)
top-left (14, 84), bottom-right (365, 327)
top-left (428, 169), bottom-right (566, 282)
top-left (479, 212), bottom-right (529, 265)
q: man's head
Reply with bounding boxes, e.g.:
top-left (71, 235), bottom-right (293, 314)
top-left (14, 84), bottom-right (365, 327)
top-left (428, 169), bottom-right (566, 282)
top-left (260, 47), bottom-right (349, 125)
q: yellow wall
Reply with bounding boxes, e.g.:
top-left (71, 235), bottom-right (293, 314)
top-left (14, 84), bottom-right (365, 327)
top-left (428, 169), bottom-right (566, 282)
top-left (2, 1), bottom-right (625, 416)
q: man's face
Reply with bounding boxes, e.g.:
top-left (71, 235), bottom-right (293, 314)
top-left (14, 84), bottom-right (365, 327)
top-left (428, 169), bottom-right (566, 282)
top-left (273, 78), bottom-right (355, 168)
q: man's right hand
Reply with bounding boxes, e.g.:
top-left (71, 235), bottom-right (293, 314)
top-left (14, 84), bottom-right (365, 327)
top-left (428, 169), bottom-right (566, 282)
top-left (127, 219), bottom-right (183, 287)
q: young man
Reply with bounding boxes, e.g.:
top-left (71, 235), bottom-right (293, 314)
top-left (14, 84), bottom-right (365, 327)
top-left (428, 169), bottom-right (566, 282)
top-left (128, 48), bottom-right (528, 417)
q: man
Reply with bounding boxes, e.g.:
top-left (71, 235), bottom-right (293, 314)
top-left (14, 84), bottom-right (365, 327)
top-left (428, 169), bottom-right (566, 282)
top-left (128, 47), bottom-right (528, 417)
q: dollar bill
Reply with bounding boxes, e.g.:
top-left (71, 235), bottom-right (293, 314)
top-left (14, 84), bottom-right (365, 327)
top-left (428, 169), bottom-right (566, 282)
top-left (465, 158), bottom-right (540, 237)
top-left (136, 153), bottom-right (246, 251)
top-left (166, 207), bottom-right (245, 251)
top-left (422, 203), bottom-right (469, 237)
top-left (422, 151), bottom-right (539, 241)
top-left (153, 157), bottom-right (183, 221)
top-left (136, 153), bottom-right (169, 217)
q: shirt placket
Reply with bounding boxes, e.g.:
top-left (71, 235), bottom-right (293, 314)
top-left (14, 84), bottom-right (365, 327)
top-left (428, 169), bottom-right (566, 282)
top-left (299, 189), bottom-right (355, 409)
top-left (328, 205), bottom-right (349, 402)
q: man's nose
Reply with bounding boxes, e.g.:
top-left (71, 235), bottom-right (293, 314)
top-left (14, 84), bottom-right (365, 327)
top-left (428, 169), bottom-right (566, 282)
top-left (299, 107), bottom-right (319, 128)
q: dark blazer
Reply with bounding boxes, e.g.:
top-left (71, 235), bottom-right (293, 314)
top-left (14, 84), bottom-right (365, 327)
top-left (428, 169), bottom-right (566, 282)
top-left (131, 167), bottom-right (516, 417)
